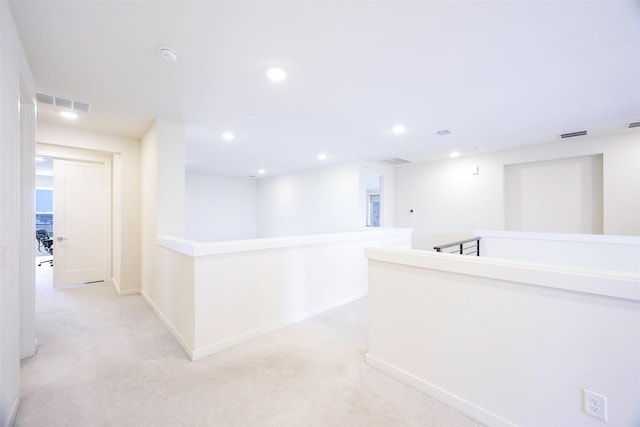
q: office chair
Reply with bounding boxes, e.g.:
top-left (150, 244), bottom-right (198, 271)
top-left (36, 228), bottom-right (54, 266)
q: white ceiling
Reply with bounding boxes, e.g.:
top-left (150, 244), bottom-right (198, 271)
top-left (10, 1), bottom-right (640, 178)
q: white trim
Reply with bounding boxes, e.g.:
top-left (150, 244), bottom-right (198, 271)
top-left (365, 354), bottom-right (515, 427)
top-left (158, 228), bottom-right (412, 257)
top-left (365, 247), bottom-right (640, 302)
top-left (193, 293), bottom-right (366, 361)
top-left (193, 318), bottom-right (294, 361)
top-left (116, 288), bottom-right (139, 297)
top-left (8, 396), bottom-right (20, 427)
top-left (111, 277), bottom-right (138, 296)
top-left (19, 79), bottom-right (37, 360)
top-left (140, 292), bottom-right (194, 360)
top-left (475, 229), bottom-right (640, 246)
top-left (111, 276), bottom-right (120, 293)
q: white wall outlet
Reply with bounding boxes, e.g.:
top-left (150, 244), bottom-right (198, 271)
top-left (584, 389), bottom-right (608, 421)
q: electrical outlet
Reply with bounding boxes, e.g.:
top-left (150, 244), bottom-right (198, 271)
top-left (584, 389), bottom-right (608, 421)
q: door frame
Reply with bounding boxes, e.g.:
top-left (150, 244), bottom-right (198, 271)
top-left (19, 79), bottom-right (37, 359)
top-left (36, 146), bottom-right (113, 287)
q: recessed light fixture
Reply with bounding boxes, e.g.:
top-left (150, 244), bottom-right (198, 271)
top-left (60, 111), bottom-right (78, 119)
top-left (258, 169), bottom-right (266, 175)
top-left (222, 132), bottom-right (235, 141)
top-left (35, 157), bottom-right (45, 162)
top-left (266, 67), bottom-right (286, 82)
top-left (318, 153), bottom-right (327, 160)
top-left (159, 46), bottom-right (179, 62)
top-left (450, 151), bottom-right (460, 158)
top-left (392, 124), bottom-right (406, 135)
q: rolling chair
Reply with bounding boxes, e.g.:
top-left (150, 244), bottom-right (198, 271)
top-left (36, 228), bottom-right (54, 266)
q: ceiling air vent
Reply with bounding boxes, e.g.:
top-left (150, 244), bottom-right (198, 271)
top-left (36, 92), bottom-right (91, 113)
top-left (436, 129), bottom-right (452, 136)
top-left (35, 93), bottom-right (54, 104)
top-left (560, 130), bottom-right (587, 139)
top-left (382, 158), bottom-right (411, 165)
top-left (627, 122), bottom-right (640, 129)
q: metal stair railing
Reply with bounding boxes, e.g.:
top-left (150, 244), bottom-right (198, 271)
top-left (433, 237), bottom-right (481, 256)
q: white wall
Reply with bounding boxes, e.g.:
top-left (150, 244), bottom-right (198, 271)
top-left (257, 161), bottom-right (394, 238)
top-left (156, 120), bottom-right (185, 236)
top-left (479, 230), bottom-right (640, 274)
top-left (366, 247), bottom-right (640, 427)
top-left (395, 131), bottom-right (640, 250)
top-left (140, 119), bottom-right (190, 344)
top-left (140, 123), bottom-right (158, 298)
top-left (185, 173), bottom-right (257, 242)
top-left (36, 123), bottom-right (141, 295)
top-left (154, 228), bottom-right (412, 360)
top-left (0, 1), bottom-right (35, 425)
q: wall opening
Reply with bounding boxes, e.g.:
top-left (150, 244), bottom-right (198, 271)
top-left (504, 154), bottom-right (604, 234)
top-left (365, 173), bottom-right (382, 227)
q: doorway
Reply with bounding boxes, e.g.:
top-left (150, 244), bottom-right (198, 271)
top-left (35, 157), bottom-right (54, 268)
top-left (34, 147), bottom-right (112, 288)
top-left (365, 173), bottom-right (382, 227)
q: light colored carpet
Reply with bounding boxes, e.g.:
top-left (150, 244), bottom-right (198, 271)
top-left (16, 265), bottom-right (486, 427)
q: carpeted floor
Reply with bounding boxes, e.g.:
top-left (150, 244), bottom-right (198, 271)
top-left (16, 264), bottom-right (485, 427)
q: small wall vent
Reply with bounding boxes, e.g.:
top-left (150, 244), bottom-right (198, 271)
top-left (627, 122), bottom-right (640, 129)
top-left (36, 92), bottom-right (91, 114)
top-left (382, 158), bottom-right (411, 165)
top-left (560, 130), bottom-right (587, 139)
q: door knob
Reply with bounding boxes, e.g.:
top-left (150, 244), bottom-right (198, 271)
top-left (56, 236), bottom-right (68, 242)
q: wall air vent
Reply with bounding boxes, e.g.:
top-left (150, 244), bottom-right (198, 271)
top-left (36, 92), bottom-right (91, 114)
top-left (627, 122), bottom-right (640, 129)
top-left (560, 130), bottom-right (587, 139)
top-left (382, 158), bottom-right (411, 165)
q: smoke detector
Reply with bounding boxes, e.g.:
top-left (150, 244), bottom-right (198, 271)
top-left (159, 47), bottom-right (179, 62)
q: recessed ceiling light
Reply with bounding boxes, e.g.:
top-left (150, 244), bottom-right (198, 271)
top-left (222, 132), bottom-right (235, 141)
top-left (258, 169), bottom-right (266, 174)
top-left (34, 157), bottom-right (45, 162)
top-left (392, 124), bottom-right (406, 134)
top-left (266, 67), bottom-right (286, 82)
top-left (60, 111), bottom-right (78, 119)
top-left (318, 153), bottom-right (327, 160)
top-left (159, 46), bottom-right (179, 62)
top-left (450, 151), bottom-right (460, 158)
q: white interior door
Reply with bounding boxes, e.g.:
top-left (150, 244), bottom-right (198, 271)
top-left (53, 158), bottom-right (111, 287)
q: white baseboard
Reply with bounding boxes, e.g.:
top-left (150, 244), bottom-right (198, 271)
top-left (111, 276), bottom-right (120, 293)
top-left (193, 317), bottom-right (292, 361)
top-left (8, 396), bottom-right (20, 427)
top-left (193, 292), bottom-right (367, 361)
top-left (365, 353), bottom-right (515, 427)
top-left (111, 277), bottom-right (140, 296)
top-left (140, 292), bottom-right (195, 360)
